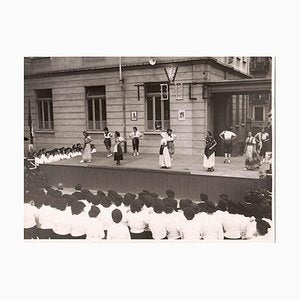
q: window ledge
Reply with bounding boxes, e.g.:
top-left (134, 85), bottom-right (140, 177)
top-left (35, 130), bottom-right (55, 134)
top-left (87, 131), bottom-right (105, 134)
top-left (144, 131), bottom-right (164, 135)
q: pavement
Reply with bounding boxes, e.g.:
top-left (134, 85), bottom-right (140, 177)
top-left (50, 152), bottom-right (270, 179)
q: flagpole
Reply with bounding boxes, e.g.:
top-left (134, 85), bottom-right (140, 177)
top-left (28, 98), bottom-right (34, 153)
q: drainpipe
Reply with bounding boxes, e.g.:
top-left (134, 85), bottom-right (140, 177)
top-left (119, 57), bottom-right (127, 152)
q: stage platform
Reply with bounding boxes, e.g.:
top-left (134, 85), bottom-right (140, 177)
top-left (39, 152), bottom-right (267, 203)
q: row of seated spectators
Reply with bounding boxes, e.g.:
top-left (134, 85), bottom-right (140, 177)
top-left (24, 183), bottom-right (272, 241)
top-left (29, 144), bottom-right (97, 166)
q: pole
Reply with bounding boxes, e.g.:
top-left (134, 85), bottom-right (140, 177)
top-left (119, 57), bottom-right (127, 153)
top-left (28, 98), bottom-right (34, 153)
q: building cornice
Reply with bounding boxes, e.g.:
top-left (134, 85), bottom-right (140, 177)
top-left (24, 57), bottom-right (252, 79)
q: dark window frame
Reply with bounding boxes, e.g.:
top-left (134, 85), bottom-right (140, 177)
top-left (144, 82), bottom-right (170, 132)
top-left (35, 89), bottom-right (54, 131)
top-left (85, 86), bottom-right (107, 131)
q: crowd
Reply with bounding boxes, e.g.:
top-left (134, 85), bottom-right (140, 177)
top-left (30, 143), bottom-right (96, 167)
top-left (24, 181), bottom-right (273, 241)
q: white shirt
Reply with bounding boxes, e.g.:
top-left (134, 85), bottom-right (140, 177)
top-left (165, 212), bottom-right (184, 239)
top-left (179, 219), bottom-right (203, 240)
top-left (126, 211), bottom-right (148, 233)
top-left (70, 213), bottom-right (89, 237)
top-left (53, 209), bottom-right (72, 235)
top-left (147, 212), bottom-right (167, 240)
top-left (91, 148), bottom-right (96, 153)
top-left (221, 130), bottom-right (237, 140)
top-left (107, 223), bottom-right (131, 240)
top-left (97, 205), bottom-right (116, 230)
top-left (38, 206), bottom-right (56, 229)
top-left (85, 218), bottom-right (105, 240)
top-left (129, 131), bottom-right (143, 139)
top-left (200, 214), bottom-right (224, 240)
top-left (213, 210), bottom-right (230, 224)
top-left (24, 203), bottom-right (38, 228)
top-left (40, 154), bottom-right (47, 164)
top-left (222, 213), bottom-right (247, 239)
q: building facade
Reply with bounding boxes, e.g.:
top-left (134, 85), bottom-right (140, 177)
top-left (24, 57), bottom-right (253, 156)
top-left (248, 57), bottom-right (272, 134)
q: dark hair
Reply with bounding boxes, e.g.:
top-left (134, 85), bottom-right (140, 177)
top-left (104, 127), bottom-right (108, 132)
top-left (44, 195), bottom-right (55, 206)
top-left (191, 203), bottom-right (200, 214)
top-left (166, 189), bottom-right (175, 198)
top-left (207, 131), bottom-right (212, 136)
top-left (33, 196), bottom-right (43, 209)
top-left (89, 205), bottom-right (100, 218)
top-left (256, 219), bottom-right (271, 236)
top-left (183, 207), bottom-right (195, 220)
top-left (113, 194), bottom-right (123, 207)
top-left (56, 198), bottom-right (67, 211)
top-left (123, 193), bottom-right (133, 206)
top-left (112, 209), bottom-right (122, 224)
top-left (179, 199), bottom-right (189, 210)
top-left (65, 195), bottom-right (76, 207)
top-left (115, 131), bottom-right (120, 137)
top-left (133, 127), bottom-right (137, 131)
top-left (165, 205), bottom-right (174, 214)
top-left (153, 200), bottom-right (164, 214)
top-left (227, 201), bottom-right (238, 214)
top-left (75, 184), bottom-right (82, 191)
top-left (97, 190), bottom-right (106, 199)
top-left (206, 201), bottom-right (216, 214)
top-left (130, 198), bottom-right (143, 213)
top-left (217, 200), bottom-right (227, 212)
top-left (101, 196), bottom-right (112, 208)
top-left (71, 201), bottom-right (85, 215)
top-left (144, 195), bottom-right (153, 208)
top-left (91, 195), bottom-right (101, 206)
top-left (200, 193), bottom-right (208, 202)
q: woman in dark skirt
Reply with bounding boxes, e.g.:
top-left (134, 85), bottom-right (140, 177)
top-left (103, 127), bottom-right (113, 158)
top-left (113, 131), bottom-right (124, 165)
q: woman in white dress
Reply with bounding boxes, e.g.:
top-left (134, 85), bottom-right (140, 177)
top-left (80, 131), bottom-right (92, 163)
top-left (244, 132), bottom-right (260, 170)
top-left (166, 129), bottom-right (176, 162)
top-left (159, 133), bottom-right (171, 169)
top-left (203, 131), bottom-right (217, 172)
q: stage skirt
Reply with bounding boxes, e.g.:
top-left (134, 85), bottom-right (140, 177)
top-left (203, 152), bottom-right (215, 168)
top-left (159, 147), bottom-right (171, 168)
top-left (104, 138), bottom-right (111, 150)
top-left (245, 145), bottom-right (260, 170)
top-left (114, 144), bottom-right (123, 161)
top-left (82, 144), bottom-right (92, 162)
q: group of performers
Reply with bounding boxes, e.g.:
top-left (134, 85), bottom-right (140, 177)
top-left (80, 125), bottom-right (271, 172)
top-left (203, 126), bottom-right (271, 172)
top-left (80, 127), bottom-right (176, 168)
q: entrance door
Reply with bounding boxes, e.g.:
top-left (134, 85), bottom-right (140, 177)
top-left (212, 94), bottom-right (230, 156)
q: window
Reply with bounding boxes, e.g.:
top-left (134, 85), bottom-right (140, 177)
top-left (36, 89), bottom-right (54, 130)
top-left (86, 86), bottom-right (107, 130)
top-left (145, 83), bottom-right (170, 131)
top-left (253, 106), bottom-right (265, 122)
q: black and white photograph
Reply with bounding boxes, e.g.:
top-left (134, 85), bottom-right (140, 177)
top-left (4, 2), bottom-right (300, 300)
top-left (23, 56), bottom-right (274, 242)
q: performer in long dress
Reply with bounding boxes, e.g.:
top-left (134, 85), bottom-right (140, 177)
top-left (80, 131), bottom-right (92, 163)
top-left (166, 129), bottom-right (176, 162)
top-left (219, 127), bottom-right (237, 163)
top-left (159, 133), bottom-right (171, 169)
top-left (103, 127), bottom-right (113, 158)
top-left (113, 131), bottom-right (124, 165)
top-left (255, 127), bottom-right (270, 164)
top-left (244, 132), bottom-right (260, 170)
top-left (203, 131), bottom-right (217, 172)
top-left (129, 126), bottom-right (143, 156)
